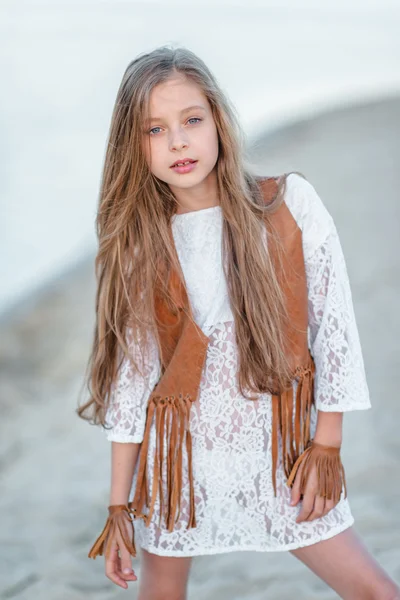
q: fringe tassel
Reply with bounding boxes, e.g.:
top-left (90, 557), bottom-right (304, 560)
top-left (88, 504), bottom-right (136, 559)
top-left (130, 393), bottom-right (196, 532)
top-left (286, 440), bottom-right (347, 503)
top-left (271, 358), bottom-right (316, 496)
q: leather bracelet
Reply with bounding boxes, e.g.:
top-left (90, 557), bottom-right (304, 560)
top-left (286, 438), bottom-right (347, 503)
top-left (88, 503), bottom-right (137, 559)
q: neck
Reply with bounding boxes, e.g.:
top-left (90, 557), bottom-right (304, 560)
top-left (169, 168), bottom-right (219, 215)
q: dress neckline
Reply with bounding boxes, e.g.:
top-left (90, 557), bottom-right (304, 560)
top-left (171, 205), bottom-right (221, 221)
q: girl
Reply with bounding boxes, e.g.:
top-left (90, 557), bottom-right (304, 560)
top-left (78, 46), bottom-right (400, 599)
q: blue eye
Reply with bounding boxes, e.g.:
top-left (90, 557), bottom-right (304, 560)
top-left (148, 126), bottom-right (162, 135)
top-left (147, 117), bottom-right (202, 135)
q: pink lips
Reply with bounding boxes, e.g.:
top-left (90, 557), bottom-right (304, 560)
top-left (170, 160), bottom-right (198, 175)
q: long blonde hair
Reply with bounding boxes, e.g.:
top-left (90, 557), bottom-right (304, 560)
top-left (77, 45), bottom-right (298, 427)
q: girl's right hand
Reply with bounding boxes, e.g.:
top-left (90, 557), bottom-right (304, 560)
top-left (105, 513), bottom-right (138, 588)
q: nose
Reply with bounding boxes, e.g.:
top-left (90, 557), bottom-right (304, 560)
top-left (169, 126), bottom-right (189, 152)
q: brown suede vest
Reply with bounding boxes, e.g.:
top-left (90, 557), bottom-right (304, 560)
top-left (131, 174), bottom-right (315, 532)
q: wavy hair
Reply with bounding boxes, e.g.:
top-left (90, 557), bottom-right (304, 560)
top-left (77, 45), bottom-right (302, 427)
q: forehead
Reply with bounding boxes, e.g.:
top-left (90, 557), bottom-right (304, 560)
top-left (145, 76), bottom-right (208, 121)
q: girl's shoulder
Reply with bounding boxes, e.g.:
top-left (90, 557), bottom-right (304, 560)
top-left (282, 172), bottom-right (336, 257)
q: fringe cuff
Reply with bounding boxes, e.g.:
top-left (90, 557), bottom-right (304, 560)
top-left (286, 440), bottom-right (347, 504)
top-left (88, 504), bottom-right (136, 559)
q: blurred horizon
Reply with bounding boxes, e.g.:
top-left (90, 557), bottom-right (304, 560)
top-left (1, 0), bottom-right (400, 316)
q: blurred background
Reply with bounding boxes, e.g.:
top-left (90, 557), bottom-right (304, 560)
top-left (1, 1), bottom-right (399, 598)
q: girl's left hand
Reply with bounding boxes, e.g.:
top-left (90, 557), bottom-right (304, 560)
top-left (290, 459), bottom-right (337, 523)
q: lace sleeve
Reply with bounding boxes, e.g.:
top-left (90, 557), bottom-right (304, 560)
top-left (283, 172), bottom-right (371, 412)
top-left (104, 327), bottom-right (161, 443)
top-left (306, 226), bottom-right (371, 412)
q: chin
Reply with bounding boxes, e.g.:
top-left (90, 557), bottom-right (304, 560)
top-left (172, 166), bottom-right (217, 187)
top-left (171, 177), bottom-right (203, 188)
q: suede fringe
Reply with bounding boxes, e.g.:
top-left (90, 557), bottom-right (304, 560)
top-left (286, 440), bottom-right (347, 503)
top-left (271, 356), bottom-right (316, 496)
top-left (88, 504), bottom-right (136, 559)
top-left (130, 392), bottom-right (197, 533)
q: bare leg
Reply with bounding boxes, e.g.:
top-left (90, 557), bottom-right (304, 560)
top-left (290, 525), bottom-right (400, 600)
top-left (137, 548), bottom-right (193, 600)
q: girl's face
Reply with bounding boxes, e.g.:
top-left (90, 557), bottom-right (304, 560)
top-left (142, 74), bottom-right (219, 191)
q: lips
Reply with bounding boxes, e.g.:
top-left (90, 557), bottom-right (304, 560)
top-left (170, 158), bottom-right (197, 168)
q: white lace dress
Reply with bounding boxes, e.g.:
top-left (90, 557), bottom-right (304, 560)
top-left (104, 173), bottom-right (371, 556)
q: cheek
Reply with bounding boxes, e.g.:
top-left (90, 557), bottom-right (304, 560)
top-left (204, 124), bottom-right (219, 160)
top-left (197, 120), bottom-right (216, 146)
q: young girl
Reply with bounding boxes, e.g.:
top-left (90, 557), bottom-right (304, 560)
top-left (78, 46), bottom-right (400, 599)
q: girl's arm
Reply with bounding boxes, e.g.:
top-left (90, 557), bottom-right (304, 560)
top-left (307, 213), bottom-right (369, 448)
top-left (105, 326), bottom-right (161, 499)
top-left (105, 440), bottom-right (141, 590)
top-left (284, 174), bottom-right (371, 519)
top-left (305, 193), bottom-right (371, 449)
top-left (104, 326), bottom-right (161, 444)
top-left (89, 327), bottom-right (160, 585)
top-left (285, 173), bottom-right (371, 417)
top-left (109, 442), bottom-right (141, 505)
top-left (313, 411), bottom-right (343, 447)
top-left (307, 223), bottom-right (371, 417)
top-left (301, 182), bottom-right (371, 416)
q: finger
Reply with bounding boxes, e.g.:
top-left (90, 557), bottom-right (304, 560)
top-left (305, 495), bottom-right (326, 522)
top-left (119, 551), bottom-right (137, 581)
top-left (114, 547), bottom-right (137, 581)
top-left (290, 480), bottom-right (302, 506)
top-left (323, 497), bottom-right (336, 516)
top-left (296, 493), bottom-right (315, 523)
top-left (114, 522), bottom-right (137, 582)
top-left (105, 546), bottom-right (129, 589)
top-left (289, 464), bottom-right (303, 506)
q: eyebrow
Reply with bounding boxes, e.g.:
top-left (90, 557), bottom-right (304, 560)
top-left (145, 105), bottom-right (206, 124)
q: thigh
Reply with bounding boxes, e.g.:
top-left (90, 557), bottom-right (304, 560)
top-left (289, 525), bottom-right (398, 600)
top-left (137, 547), bottom-right (193, 600)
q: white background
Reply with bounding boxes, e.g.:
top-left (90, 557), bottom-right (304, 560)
top-left (1, 0), bottom-right (400, 314)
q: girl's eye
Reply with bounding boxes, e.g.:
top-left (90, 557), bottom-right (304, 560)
top-left (148, 117), bottom-right (202, 135)
top-left (148, 126), bottom-right (162, 135)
